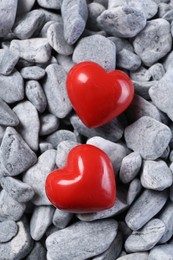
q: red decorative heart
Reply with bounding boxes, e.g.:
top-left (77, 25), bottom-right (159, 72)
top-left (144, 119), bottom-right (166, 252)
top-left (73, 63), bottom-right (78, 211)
top-left (66, 61), bottom-right (134, 128)
top-left (45, 144), bottom-right (116, 213)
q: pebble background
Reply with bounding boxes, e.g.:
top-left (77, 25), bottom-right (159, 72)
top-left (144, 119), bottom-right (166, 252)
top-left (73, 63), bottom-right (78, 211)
top-left (1, 0), bottom-right (173, 259)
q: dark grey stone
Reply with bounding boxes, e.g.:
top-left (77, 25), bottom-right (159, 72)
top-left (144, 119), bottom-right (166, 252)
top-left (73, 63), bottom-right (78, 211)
top-left (46, 130), bottom-right (77, 148)
top-left (87, 3), bottom-right (105, 31)
top-left (25, 242), bottom-right (46, 260)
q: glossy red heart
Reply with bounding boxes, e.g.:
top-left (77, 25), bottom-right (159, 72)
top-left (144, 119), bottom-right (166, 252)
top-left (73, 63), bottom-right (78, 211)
top-left (45, 144), bottom-right (116, 213)
top-left (66, 61), bottom-right (134, 128)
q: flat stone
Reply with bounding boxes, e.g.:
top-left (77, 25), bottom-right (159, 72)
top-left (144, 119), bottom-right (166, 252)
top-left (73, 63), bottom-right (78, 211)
top-left (73, 35), bottom-right (116, 71)
top-left (0, 189), bottom-right (25, 222)
top-left (149, 70), bottom-right (173, 122)
top-left (125, 219), bottom-right (165, 252)
top-left (0, 217), bottom-right (33, 260)
top-left (37, 0), bottom-right (62, 9)
top-left (43, 64), bottom-right (72, 118)
top-left (46, 219), bottom-right (118, 260)
top-left (127, 179), bottom-right (142, 205)
top-left (141, 160), bottom-right (173, 191)
top-left (159, 201), bottom-right (173, 243)
top-left (71, 115), bottom-right (124, 143)
top-left (0, 70), bottom-right (24, 104)
top-left (0, 176), bottom-right (34, 203)
top-left (10, 38), bottom-right (52, 63)
top-left (117, 49), bottom-right (141, 71)
top-left (119, 152), bottom-right (142, 183)
top-left (25, 80), bottom-right (47, 113)
top-left (21, 66), bottom-right (45, 80)
top-left (148, 244), bottom-right (173, 260)
top-left (26, 242), bottom-right (46, 260)
top-left (97, 6), bottom-right (146, 38)
top-left (56, 140), bottom-right (79, 168)
top-left (0, 98), bottom-right (19, 126)
top-left (126, 95), bottom-right (161, 123)
top-left (0, 48), bottom-right (19, 75)
top-left (125, 189), bottom-right (168, 230)
top-left (53, 209), bottom-right (73, 229)
top-left (87, 136), bottom-right (127, 172)
top-left (40, 113), bottom-right (59, 136)
top-left (116, 252), bottom-right (149, 260)
top-left (13, 10), bottom-right (45, 40)
top-left (124, 116), bottom-right (172, 160)
top-left (1, 127), bottom-right (37, 176)
top-left (57, 54), bottom-right (75, 73)
top-left (46, 130), bottom-right (77, 148)
top-left (61, 0), bottom-right (88, 44)
top-left (30, 206), bottom-right (55, 240)
top-left (133, 19), bottom-right (172, 67)
top-left (47, 22), bottom-right (73, 55)
top-left (87, 3), bottom-right (105, 31)
top-left (0, 220), bottom-right (18, 243)
top-left (0, 0), bottom-right (18, 37)
top-left (23, 149), bottom-right (56, 205)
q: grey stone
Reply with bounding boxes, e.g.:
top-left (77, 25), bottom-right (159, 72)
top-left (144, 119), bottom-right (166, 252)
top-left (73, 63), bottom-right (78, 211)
top-left (128, 0), bottom-right (158, 19)
top-left (0, 126), bottom-right (6, 144)
top-left (93, 231), bottom-right (123, 260)
top-left (0, 70), bottom-right (24, 104)
top-left (46, 219), bottom-right (118, 260)
top-left (126, 95), bottom-right (161, 123)
top-left (13, 10), bottom-right (45, 40)
top-left (0, 98), bottom-right (19, 126)
top-left (87, 3), bottom-right (105, 31)
top-left (124, 116), bottom-right (172, 160)
top-left (23, 149), bottom-right (56, 205)
top-left (46, 130), bottom-right (77, 148)
top-left (125, 189), bottom-right (168, 230)
top-left (127, 179), bottom-right (142, 205)
top-left (21, 66), bottom-right (45, 80)
top-left (10, 38), bottom-right (52, 63)
top-left (117, 253), bottom-right (149, 260)
top-left (125, 218), bottom-right (165, 252)
top-left (30, 206), bottom-right (55, 241)
top-left (159, 201), bottom-right (173, 243)
top-left (47, 22), bottom-right (74, 55)
top-left (73, 35), bottom-right (116, 71)
top-left (56, 140), bottom-right (79, 168)
top-left (170, 184), bottom-right (173, 201)
top-left (149, 70), bottom-right (173, 122)
top-left (0, 48), bottom-right (19, 75)
top-left (119, 152), bottom-right (142, 183)
top-left (71, 115), bottom-right (124, 143)
top-left (130, 66), bottom-right (151, 81)
top-left (95, 0), bottom-right (108, 7)
top-left (109, 36), bottom-right (133, 53)
top-left (133, 19), bottom-right (172, 67)
top-left (0, 189), bottom-right (25, 222)
top-left (39, 21), bottom-right (57, 38)
top-left (148, 244), bottom-right (173, 260)
top-left (119, 221), bottom-right (132, 241)
top-left (163, 51), bottom-right (173, 71)
top-left (141, 160), bottom-right (173, 191)
top-left (17, 0), bottom-right (35, 15)
top-left (25, 80), bottom-right (47, 113)
top-left (25, 242), bottom-right (46, 260)
top-left (57, 54), bottom-right (75, 73)
top-left (39, 142), bottom-right (54, 153)
top-left (132, 80), bottom-right (157, 100)
top-left (38, 9), bottom-right (62, 23)
top-left (0, 176), bottom-right (34, 203)
top-left (163, 10), bottom-right (173, 22)
top-left (97, 7), bottom-right (146, 38)
top-left (0, 0), bottom-right (18, 37)
top-left (43, 64), bottom-right (72, 118)
top-left (87, 136), bottom-right (127, 172)
top-left (117, 49), bottom-right (141, 71)
top-left (13, 101), bottom-right (40, 151)
top-left (40, 114), bottom-right (59, 136)
top-left (0, 220), bottom-right (18, 243)
top-left (37, 0), bottom-right (62, 9)
top-left (53, 209), bottom-right (73, 229)
top-left (1, 127), bottom-right (37, 176)
top-left (61, 0), bottom-right (88, 44)
top-left (158, 3), bottom-right (172, 17)
top-left (0, 217), bottom-right (33, 260)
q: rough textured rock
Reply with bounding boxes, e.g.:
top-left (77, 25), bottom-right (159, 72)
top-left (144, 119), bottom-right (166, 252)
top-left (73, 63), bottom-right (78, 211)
top-left (0, 220), bottom-right (18, 243)
top-left (0, 48), bottom-right (19, 75)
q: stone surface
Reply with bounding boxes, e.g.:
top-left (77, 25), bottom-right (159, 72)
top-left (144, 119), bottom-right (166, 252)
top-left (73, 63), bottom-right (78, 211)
top-left (87, 2), bottom-right (105, 31)
top-left (57, 54), bottom-right (75, 73)
top-left (132, 80), bottom-right (157, 100)
top-left (17, 0), bottom-right (35, 15)
top-left (13, 101), bottom-right (40, 151)
top-left (125, 189), bottom-right (168, 230)
top-left (73, 35), bottom-right (116, 71)
top-left (148, 63), bottom-right (165, 80)
top-left (0, 48), bottom-right (19, 75)
top-left (124, 116), bottom-right (172, 160)
top-left (61, 0), bottom-right (88, 44)
top-left (116, 252), bottom-right (149, 260)
top-left (148, 244), bottom-right (173, 260)
top-left (46, 130), bottom-right (77, 148)
top-left (46, 219), bottom-right (118, 260)
top-left (25, 242), bottom-right (47, 260)
top-left (21, 66), bottom-right (46, 80)
top-left (53, 209), bottom-right (73, 229)
top-left (159, 200), bottom-right (173, 243)
top-left (23, 149), bottom-right (56, 205)
top-left (141, 160), bottom-right (173, 191)
top-left (40, 113), bottom-right (59, 136)
top-left (117, 49), bottom-right (141, 71)
top-left (1, 127), bottom-right (37, 176)
top-left (37, 0), bottom-right (62, 9)
top-left (0, 220), bottom-right (18, 243)
top-left (125, 219), bottom-right (165, 252)
top-left (0, 98), bottom-right (19, 126)
top-left (43, 64), bottom-right (72, 118)
top-left (127, 179), bottom-right (142, 205)
top-left (133, 19), bottom-right (172, 66)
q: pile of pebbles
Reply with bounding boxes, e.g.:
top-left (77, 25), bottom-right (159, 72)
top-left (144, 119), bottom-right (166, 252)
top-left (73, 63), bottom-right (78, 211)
top-left (1, 0), bottom-right (173, 259)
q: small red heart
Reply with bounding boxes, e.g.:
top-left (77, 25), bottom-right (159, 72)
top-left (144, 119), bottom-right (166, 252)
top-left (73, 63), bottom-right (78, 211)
top-left (66, 61), bottom-right (134, 128)
top-left (45, 144), bottom-right (116, 213)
